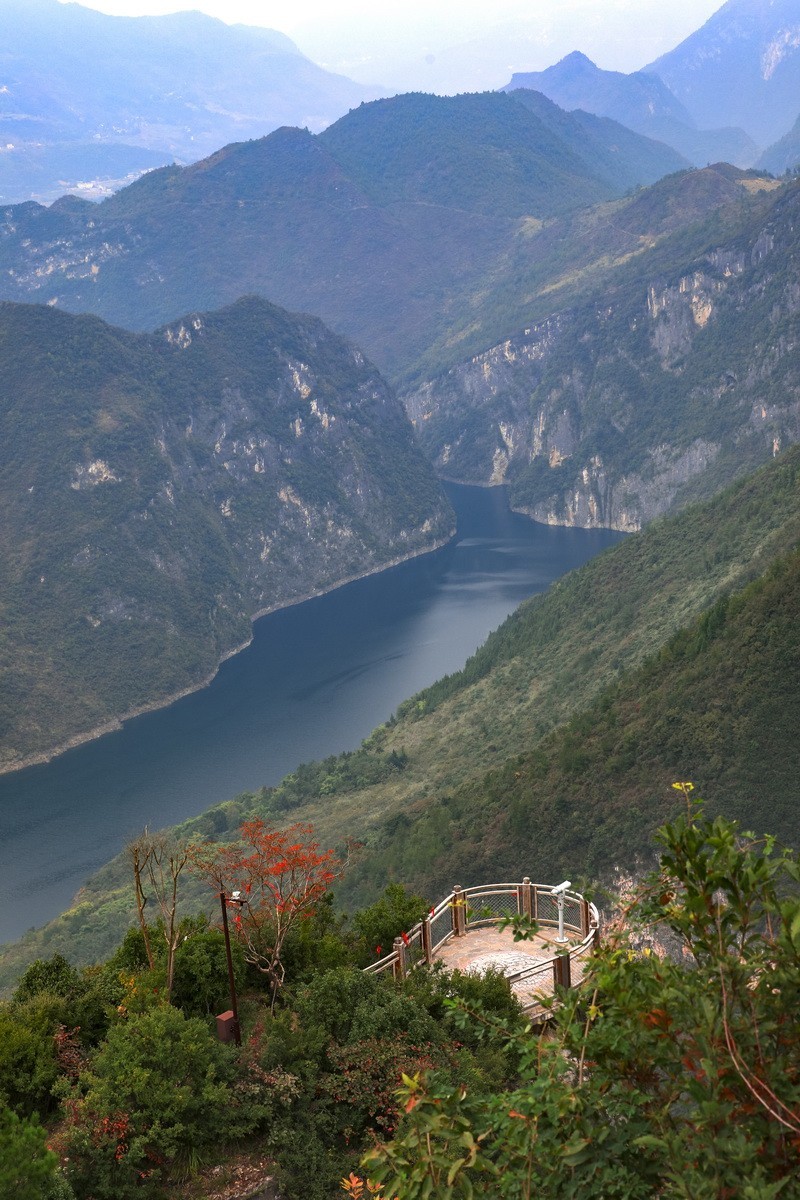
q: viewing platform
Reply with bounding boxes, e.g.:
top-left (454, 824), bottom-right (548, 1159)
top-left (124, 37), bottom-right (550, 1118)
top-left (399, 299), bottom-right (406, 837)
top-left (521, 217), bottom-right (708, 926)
top-left (364, 880), bottom-right (599, 1017)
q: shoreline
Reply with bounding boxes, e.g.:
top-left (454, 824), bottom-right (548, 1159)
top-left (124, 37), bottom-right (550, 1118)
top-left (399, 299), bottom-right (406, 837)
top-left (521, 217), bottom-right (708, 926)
top-left (0, 529), bottom-right (456, 780)
top-left (437, 475), bottom-right (630, 532)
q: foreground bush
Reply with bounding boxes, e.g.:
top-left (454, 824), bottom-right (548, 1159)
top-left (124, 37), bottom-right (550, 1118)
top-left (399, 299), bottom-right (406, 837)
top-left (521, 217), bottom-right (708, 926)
top-left (0, 1108), bottom-right (61, 1199)
top-left (58, 1006), bottom-right (252, 1198)
top-left (366, 798), bottom-right (800, 1197)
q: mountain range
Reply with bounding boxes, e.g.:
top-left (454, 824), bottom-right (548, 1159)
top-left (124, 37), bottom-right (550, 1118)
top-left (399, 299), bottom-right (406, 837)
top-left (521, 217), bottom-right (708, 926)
top-left (0, 0), bottom-right (379, 203)
top-left (3, 0), bottom-right (800, 971)
top-left (0, 296), bottom-right (451, 774)
top-left (503, 0), bottom-right (800, 173)
top-left (4, 0), bottom-right (800, 212)
top-left (503, 52), bottom-right (757, 168)
top-left (0, 89), bottom-right (687, 380)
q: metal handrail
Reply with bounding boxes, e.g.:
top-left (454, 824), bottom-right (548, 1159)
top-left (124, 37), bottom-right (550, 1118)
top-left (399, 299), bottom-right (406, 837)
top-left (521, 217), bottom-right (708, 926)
top-left (362, 879), bottom-right (600, 997)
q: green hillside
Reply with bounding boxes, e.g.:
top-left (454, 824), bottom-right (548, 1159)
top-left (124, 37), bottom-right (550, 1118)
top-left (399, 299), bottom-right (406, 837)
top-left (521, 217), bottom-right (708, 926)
top-left (319, 91), bottom-right (686, 217)
top-left (404, 161), bottom-right (779, 385)
top-left (351, 543), bottom-right (800, 905)
top-left (0, 296), bottom-right (452, 773)
top-left (4, 446), bottom-right (799, 986)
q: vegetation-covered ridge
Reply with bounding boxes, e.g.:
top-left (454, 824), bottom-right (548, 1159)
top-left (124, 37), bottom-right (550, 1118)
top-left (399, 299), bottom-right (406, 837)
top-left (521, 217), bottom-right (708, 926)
top-left (350, 539), bottom-right (800, 908)
top-left (4, 446), bottom-right (799, 984)
top-left (405, 170), bottom-right (799, 530)
top-left (0, 296), bottom-right (452, 773)
top-left (0, 89), bottom-right (689, 381)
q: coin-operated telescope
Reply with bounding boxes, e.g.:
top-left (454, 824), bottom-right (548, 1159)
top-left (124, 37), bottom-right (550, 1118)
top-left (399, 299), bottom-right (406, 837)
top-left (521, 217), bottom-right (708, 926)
top-left (550, 880), bottom-right (572, 943)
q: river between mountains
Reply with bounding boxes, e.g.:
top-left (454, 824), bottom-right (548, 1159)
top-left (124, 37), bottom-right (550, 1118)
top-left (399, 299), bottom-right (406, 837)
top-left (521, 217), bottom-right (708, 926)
top-left (0, 484), bottom-right (623, 945)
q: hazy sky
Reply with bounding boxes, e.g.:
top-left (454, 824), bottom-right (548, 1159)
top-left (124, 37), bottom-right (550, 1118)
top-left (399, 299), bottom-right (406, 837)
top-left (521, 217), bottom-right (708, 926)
top-left (57, 0), bottom-right (725, 92)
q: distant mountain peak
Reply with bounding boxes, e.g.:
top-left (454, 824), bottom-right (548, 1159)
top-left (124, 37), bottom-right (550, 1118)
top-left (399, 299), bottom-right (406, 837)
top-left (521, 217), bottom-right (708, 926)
top-left (558, 51), bottom-right (598, 68)
top-left (501, 48), bottom-right (758, 170)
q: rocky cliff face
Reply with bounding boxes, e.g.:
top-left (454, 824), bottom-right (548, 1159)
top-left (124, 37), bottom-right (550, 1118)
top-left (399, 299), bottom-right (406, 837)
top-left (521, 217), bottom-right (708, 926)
top-left (646, 0), bottom-right (800, 147)
top-left (0, 296), bottom-right (453, 772)
top-left (404, 179), bottom-right (800, 531)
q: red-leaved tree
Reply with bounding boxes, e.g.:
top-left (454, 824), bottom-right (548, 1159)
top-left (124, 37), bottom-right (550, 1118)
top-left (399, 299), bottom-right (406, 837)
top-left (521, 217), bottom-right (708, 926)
top-left (191, 820), bottom-right (339, 1005)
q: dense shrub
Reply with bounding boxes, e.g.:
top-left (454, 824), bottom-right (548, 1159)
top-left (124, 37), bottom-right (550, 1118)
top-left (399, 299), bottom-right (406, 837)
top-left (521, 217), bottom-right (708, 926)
top-left (0, 1108), bottom-right (59, 1199)
top-left (60, 1006), bottom-right (251, 1199)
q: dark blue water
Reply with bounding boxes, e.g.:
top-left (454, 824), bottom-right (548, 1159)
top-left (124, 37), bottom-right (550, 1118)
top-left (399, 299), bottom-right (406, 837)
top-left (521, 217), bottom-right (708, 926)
top-left (0, 484), bottom-right (622, 943)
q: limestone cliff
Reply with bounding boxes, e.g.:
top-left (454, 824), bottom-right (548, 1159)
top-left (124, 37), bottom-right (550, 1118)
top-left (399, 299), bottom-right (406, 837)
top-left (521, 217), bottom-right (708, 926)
top-left (404, 179), bottom-right (800, 530)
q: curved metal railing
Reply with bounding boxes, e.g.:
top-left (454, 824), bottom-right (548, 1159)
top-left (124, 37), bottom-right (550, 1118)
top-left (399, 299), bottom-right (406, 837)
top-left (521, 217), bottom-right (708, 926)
top-left (363, 877), bottom-right (600, 1013)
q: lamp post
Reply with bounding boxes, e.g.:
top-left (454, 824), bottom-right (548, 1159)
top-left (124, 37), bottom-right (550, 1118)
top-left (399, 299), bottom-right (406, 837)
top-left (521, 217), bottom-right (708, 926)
top-left (219, 889), bottom-right (244, 1046)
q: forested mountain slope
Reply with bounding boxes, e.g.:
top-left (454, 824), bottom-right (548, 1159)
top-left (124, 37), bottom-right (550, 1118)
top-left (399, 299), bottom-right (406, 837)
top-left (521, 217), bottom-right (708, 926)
top-left (4, 447), bottom-right (799, 982)
top-left (406, 172), bottom-right (796, 529)
top-left (0, 297), bottom-right (451, 774)
top-left (401, 161), bottom-right (779, 383)
top-left (0, 91), bottom-right (688, 380)
top-left (349, 538), bottom-right (800, 905)
top-left (319, 91), bottom-right (689, 214)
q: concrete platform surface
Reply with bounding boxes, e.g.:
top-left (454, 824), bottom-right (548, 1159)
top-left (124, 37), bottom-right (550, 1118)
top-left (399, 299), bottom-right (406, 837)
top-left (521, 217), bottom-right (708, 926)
top-left (433, 925), bottom-right (589, 1011)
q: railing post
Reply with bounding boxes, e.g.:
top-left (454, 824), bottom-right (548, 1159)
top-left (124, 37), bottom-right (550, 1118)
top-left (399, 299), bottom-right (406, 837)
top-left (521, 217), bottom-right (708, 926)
top-left (421, 916), bottom-right (433, 965)
top-left (532, 884), bottom-right (539, 922)
top-left (392, 936), bottom-right (407, 981)
top-left (553, 952), bottom-right (571, 990)
top-left (592, 924), bottom-right (601, 953)
top-left (518, 876), bottom-right (533, 920)
top-left (581, 899), bottom-right (590, 937)
top-left (452, 886), bottom-right (467, 937)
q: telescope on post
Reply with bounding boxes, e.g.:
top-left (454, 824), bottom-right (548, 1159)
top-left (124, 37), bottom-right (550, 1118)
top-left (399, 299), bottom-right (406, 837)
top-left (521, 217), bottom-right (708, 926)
top-left (550, 880), bottom-right (572, 943)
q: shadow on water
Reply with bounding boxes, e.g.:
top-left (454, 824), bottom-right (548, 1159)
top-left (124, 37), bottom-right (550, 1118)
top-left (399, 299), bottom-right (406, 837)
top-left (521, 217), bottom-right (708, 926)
top-left (0, 484), bottom-right (623, 941)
